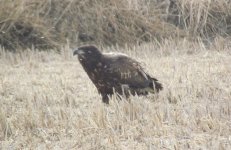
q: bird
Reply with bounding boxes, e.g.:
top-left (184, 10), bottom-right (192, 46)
top-left (73, 45), bottom-right (163, 104)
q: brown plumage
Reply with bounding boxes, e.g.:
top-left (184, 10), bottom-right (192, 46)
top-left (73, 45), bottom-right (163, 104)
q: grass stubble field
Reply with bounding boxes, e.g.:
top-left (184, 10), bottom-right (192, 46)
top-left (0, 40), bottom-right (231, 149)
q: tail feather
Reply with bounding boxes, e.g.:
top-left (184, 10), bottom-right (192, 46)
top-left (149, 78), bottom-right (163, 92)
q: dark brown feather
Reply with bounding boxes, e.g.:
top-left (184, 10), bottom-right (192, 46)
top-left (73, 45), bottom-right (163, 104)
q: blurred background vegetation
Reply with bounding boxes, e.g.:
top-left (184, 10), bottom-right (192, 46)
top-left (0, 0), bottom-right (231, 51)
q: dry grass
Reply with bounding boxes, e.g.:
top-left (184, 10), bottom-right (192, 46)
top-left (0, 40), bottom-right (231, 149)
top-left (1, 0), bottom-right (231, 50)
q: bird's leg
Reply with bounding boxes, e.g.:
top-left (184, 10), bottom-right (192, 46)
top-left (102, 94), bottom-right (109, 104)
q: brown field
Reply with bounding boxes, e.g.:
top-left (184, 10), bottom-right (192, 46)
top-left (0, 40), bottom-right (231, 149)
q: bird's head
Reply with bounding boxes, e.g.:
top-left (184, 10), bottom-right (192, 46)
top-left (73, 45), bottom-right (102, 63)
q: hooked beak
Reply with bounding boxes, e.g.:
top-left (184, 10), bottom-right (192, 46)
top-left (73, 49), bottom-right (85, 56)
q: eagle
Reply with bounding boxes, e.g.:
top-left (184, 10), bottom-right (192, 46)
top-left (73, 45), bottom-right (163, 104)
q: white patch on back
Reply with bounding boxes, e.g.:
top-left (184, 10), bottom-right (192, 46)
top-left (121, 71), bottom-right (131, 79)
top-left (103, 52), bottom-right (128, 57)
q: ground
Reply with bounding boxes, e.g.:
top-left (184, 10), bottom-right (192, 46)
top-left (0, 41), bottom-right (231, 149)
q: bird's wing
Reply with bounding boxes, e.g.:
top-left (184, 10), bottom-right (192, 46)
top-left (103, 55), bottom-right (150, 88)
